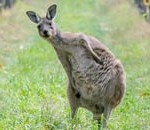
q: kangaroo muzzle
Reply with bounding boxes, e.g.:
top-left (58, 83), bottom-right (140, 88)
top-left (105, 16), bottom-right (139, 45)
top-left (42, 30), bottom-right (49, 37)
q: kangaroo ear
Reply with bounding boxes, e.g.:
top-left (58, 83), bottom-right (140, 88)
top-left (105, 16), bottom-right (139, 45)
top-left (26, 11), bottom-right (41, 24)
top-left (46, 4), bottom-right (57, 20)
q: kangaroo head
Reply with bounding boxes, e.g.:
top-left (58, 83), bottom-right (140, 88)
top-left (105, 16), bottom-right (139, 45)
top-left (26, 4), bottom-right (57, 39)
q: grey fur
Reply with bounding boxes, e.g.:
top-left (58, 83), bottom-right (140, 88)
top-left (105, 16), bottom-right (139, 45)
top-left (26, 4), bottom-right (126, 129)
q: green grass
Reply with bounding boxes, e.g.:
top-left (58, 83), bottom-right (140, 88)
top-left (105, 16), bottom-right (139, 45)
top-left (0, 0), bottom-right (150, 129)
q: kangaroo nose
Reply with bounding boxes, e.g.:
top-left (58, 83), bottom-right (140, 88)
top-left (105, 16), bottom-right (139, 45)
top-left (43, 30), bottom-right (49, 36)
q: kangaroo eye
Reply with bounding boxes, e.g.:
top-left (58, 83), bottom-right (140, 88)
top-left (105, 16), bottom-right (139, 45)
top-left (37, 25), bottom-right (41, 29)
top-left (49, 23), bottom-right (52, 26)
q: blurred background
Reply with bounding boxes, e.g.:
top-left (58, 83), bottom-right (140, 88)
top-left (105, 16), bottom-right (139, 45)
top-left (0, 0), bottom-right (150, 129)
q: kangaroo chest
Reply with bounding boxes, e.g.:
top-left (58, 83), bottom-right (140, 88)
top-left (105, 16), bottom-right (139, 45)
top-left (55, 43), bottom-right (115, 113)
top-left (67, 46), bottom-right (112, 101)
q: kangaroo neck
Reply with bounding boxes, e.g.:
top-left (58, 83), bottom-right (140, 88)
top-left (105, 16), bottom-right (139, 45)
top-left (49, 28), bottom-right (64, 45)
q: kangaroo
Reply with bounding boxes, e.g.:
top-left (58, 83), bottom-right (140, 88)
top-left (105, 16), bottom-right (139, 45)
top-left (26, 4), bottom-right (126, 129)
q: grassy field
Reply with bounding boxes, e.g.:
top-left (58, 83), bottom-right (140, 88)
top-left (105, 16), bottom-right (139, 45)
top-left (0, 0), bottom-right (150, 129)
